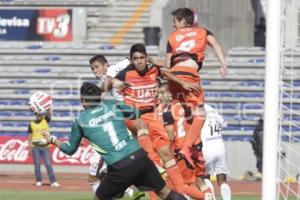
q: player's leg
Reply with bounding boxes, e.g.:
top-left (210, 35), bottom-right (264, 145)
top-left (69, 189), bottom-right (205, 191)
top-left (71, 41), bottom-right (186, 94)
top-left (180, 104), bottom-right (206, 166)
top-left (132, 152), bottom-right (187, 200)
top-left (125, 118), bottom-right (162, 165)
top-left (144, 113), bottom-right (204, 199)
top-left (215, 147), bottom-right (231, 200)
top-left (42, 147), bottom-right (58, 186)
top-left (168, 66), bottom-right (206, 165)
top-left (191, 146), bottom-right (215, 200)
top-left (89, 151), bottom-right (104, 192)
top-left (217, 174), bottom-right (231, 200)
top-left (32, 147), bottom-right (42, 185)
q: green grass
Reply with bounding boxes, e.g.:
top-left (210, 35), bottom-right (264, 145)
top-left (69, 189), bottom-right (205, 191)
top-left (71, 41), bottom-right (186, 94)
top-left (0, 190), bottom-right (261, 200)
top-left (0, 190), bottom-right (297, 200)
top-left (0, 190), bottom-right (93, 200)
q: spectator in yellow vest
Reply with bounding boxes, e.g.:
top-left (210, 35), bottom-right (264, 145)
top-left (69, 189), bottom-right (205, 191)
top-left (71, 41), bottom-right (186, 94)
top-left (28, 112), bottom-right (60, 187)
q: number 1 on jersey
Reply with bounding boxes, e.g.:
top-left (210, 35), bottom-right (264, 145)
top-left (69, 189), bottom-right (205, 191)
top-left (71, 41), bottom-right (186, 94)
top-left (103, 121), bottom-right (119, 145)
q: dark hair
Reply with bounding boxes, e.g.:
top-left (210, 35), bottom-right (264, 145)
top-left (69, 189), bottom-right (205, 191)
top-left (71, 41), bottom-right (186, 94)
top-left (130, 43), bottom-right (147, 59)
top-left (172, 8), bottom-right (194, 26)
top-left (80, 82), bottom-right (102, 104)
top-left (89, 55), bottom-right (108, 65)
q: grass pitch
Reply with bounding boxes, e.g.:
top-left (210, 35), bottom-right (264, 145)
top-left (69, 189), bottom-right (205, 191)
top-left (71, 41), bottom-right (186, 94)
top-left (0, 190), bottom-right (263, 200)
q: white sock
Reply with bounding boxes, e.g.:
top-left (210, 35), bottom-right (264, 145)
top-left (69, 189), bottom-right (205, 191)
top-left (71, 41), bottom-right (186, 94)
top-left (90, 180), bottom-right (100, 193)
top-left (204, 179), bottom-right (216, 200)
top-left (220, 183), bottom-right (231, 200)
top-left (125, 187), bottom-right (134, 197)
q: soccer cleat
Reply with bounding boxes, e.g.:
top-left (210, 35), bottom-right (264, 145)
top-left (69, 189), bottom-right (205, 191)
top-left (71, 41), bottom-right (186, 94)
top-left (50, 182), bottom-right (60, 187)
top-left (35, 181), bottom-right (42, 186)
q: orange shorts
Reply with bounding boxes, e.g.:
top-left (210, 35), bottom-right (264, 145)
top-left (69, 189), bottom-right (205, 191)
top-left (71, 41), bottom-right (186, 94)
top-left (126, 112), bottom-right (170, 151)
top-left (168, 66), bottom-right (205, 107)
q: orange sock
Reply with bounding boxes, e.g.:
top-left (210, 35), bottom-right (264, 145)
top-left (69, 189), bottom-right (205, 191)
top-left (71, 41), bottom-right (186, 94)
top-left (166, 165), bottom-right (205, 199)
top-left (184, 116), bottom-right (205, 148)
top-left (137, 135), bottom-right (161, 164)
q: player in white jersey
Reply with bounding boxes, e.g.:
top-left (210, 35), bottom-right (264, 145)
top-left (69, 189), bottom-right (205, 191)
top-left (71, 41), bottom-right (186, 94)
top-left (201, 104), bottom-right (231, 200)
top-left (89, 149), bottom-right (107, 192)
top-left (88, 55), bottom-right (145, 199)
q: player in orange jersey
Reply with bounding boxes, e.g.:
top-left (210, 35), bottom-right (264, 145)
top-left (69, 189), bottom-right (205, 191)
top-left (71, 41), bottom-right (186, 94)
top-left (114, 43), bottom-right (207, 199)
top-left (163, 7), bottom-right (228, 167)
top-left (157, 82), bottom-right (215, 200)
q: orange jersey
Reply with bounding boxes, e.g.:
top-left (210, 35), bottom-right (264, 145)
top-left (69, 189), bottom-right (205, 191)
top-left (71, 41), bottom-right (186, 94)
top-left (115, 64), bottom-right (159, 109)
top-left (167, 27), bottom-right (210, 62)
top-left (157, 102), bottom-right (188, 150)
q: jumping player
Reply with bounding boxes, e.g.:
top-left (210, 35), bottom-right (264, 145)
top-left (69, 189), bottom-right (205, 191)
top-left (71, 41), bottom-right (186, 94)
top-left (40, 82), bottom-right (187, 200)
top-left (165, 7), bottom-right (228, 166)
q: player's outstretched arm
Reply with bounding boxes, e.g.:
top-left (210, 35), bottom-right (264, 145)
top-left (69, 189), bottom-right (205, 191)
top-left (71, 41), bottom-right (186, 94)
top-left (207, 34), bottom-right (228, 79)
top-left (148, 56), bottom-right (166, 68)
top-left (165, 53), bottom-right (172, 69)
top-left (41, 121), bottom-right (83, 155)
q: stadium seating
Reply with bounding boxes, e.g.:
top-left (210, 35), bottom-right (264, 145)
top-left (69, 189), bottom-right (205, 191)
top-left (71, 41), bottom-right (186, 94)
top-left (0, 45), bottom-right (300, 141)
top-left (0, 0), bottom-right (110, 6)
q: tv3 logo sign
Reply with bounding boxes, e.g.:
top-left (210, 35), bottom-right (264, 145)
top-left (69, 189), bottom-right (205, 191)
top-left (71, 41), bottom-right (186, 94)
top-left (37, 14), bottom-right (71, 38)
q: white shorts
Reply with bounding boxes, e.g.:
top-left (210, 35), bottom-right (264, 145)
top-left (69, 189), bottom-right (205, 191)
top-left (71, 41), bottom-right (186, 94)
top-left (89, 150), bottom-right (107, 176)
top-left (202, 141), bottom-right (229, 175)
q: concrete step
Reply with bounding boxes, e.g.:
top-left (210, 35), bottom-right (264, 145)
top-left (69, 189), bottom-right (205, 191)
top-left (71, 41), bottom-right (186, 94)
top-left (87, 32), bottom-right (144, 38)
top-left (103, 11), bottom-right (150, 17)
top-left (86, 38), bottom-right (144, 44)
top-left (90, 22), bottom-right (149, 28)
top-left (90, 27), bottom-right (144, 33)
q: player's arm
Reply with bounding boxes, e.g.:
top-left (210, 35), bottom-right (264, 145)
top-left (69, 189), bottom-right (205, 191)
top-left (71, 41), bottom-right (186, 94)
top-left (100, 59), bottom-right (130, 92)
top-left (27, 124), bottom-right (32, 153)
top-left (99, 76), bottom-right (113, 92)
top-left (41, 120), bottom-right (83, 155)
top-left (148, 56), bottom-right (166, 68)
top-left (206, 33), bottom-right (228, 79)
top-left (116, 102), bottom-right (141, 120)
top-left (116, 102), bottom-right (148, 136)
top-left (164, 41), bottom-right (173, 69)
top-left (159, 67), bottom-right (201, 92)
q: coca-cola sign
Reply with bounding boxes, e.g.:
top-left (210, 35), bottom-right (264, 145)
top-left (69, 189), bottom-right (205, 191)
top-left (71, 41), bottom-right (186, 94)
top-left (0, 136), bottom-right (92, 165)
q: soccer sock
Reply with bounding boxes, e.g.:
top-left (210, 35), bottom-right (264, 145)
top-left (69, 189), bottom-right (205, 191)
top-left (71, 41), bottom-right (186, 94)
top-left (220, 183), bottom-right (231, 200)
top-left (166, 164), bottom-right (204, 199)
top-left (125, 187), bottom-right (134, 197)
top-left (184, 116), bottom-right (205, 148)
top-left (90, 180), bottom-right (100, 193)
top-left (204, 179), bottom-right (216, 200)
top-left (149, 191), bottom-right (158, 200)
top-left (137, 135), bottom-right (161, 164)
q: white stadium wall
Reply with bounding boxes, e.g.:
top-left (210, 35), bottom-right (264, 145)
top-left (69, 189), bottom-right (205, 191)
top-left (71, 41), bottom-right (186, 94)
top-left (158, 0), bottom-right (255, 52)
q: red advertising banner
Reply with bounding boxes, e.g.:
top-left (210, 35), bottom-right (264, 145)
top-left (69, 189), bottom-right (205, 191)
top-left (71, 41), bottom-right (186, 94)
top-left (36, 9), bottom-right (72, 41)
top-left (0, 136), bottom-right (92, 165)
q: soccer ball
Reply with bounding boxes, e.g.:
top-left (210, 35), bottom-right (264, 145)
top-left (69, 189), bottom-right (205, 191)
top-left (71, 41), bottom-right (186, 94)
top-left (28, 92), bottom-right (52, 114)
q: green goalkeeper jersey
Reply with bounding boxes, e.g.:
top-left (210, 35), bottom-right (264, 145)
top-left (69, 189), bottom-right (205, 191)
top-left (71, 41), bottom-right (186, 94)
top-left (59, 100), bottom-right (141, 165)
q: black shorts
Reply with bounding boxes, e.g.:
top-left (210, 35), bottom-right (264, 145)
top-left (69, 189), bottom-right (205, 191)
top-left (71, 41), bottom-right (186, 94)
top-left (96, 149), bottom-right (166, 200)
